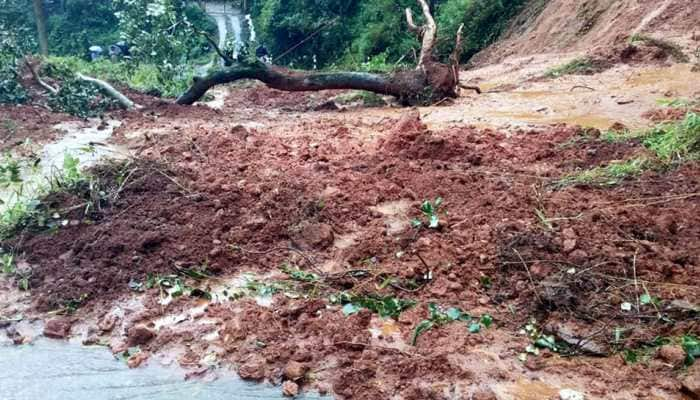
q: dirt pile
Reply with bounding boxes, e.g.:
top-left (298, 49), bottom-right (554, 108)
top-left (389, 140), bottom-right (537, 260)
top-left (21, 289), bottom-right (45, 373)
top-left (473, 0), bottom-right (700, 65)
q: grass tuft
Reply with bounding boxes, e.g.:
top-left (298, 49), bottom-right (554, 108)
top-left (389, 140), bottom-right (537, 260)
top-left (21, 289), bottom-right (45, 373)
top-left (544, 57), bottom-right (610, 78)
top-left (630, 34), bottom-right (689, 63)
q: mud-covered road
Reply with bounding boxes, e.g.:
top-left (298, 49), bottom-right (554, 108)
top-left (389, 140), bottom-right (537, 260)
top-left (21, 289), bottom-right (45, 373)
top-left (1, 54), bottom-right (699, 399)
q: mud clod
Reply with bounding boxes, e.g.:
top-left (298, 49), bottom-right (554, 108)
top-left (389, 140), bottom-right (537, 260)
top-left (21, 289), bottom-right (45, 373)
top-left (127, 325), bottom-right (156, 346)
top-left (282, 380), bottom-right (300, 397)
top-left (43, 317), bottom-right (72, 339)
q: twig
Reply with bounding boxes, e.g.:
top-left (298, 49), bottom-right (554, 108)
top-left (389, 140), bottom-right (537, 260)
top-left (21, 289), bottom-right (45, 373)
top-left (513, 248), bottom-right (543, 304)
top-left (25, 59), bottom-right (58, 95)
top-left (330, 342), bottom-right (416, 358)
top-left (632, 250), bottom-right (640, 314)
top-left (570, 85), bottom-right (596, 92)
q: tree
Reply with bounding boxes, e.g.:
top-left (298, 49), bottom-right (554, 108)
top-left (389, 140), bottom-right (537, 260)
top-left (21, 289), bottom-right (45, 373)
top-left (32, 0), bottom-right (48, 55)
top-left (176, 0), bottom-right (473, 106)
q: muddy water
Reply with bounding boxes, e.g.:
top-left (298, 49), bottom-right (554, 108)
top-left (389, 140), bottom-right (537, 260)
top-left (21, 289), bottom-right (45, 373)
top-left (0, 119), bottom-right (128, 213)
top-left (0, 340), bottom-right (329, 400)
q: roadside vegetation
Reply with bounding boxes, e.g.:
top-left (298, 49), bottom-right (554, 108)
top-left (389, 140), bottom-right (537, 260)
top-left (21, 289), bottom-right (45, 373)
top-left (556, 110), bottom-right (700, 187)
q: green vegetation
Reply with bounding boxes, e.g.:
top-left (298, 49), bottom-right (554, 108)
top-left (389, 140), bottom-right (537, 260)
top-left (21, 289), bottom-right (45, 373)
top-left (518, 319), bottom-right (560, 361)
top-left (643, 112), bottom-right (700, 163)
top-left (412, 303), bottom-right (493, 345)
top-left (556, 112), bottom-right (700, 188)
top-left (252, 0), bottom-right (529, 69)
top-left (544, 57), bottom-right (610, 78)
top-left (335, 292), bottom-right (416, 319)
top-left (556, 158), bottom-right (649, 188)
top-left (411, 197), bottom-right (445, 229)
top-left (630, 34), bottom-right (689, 63)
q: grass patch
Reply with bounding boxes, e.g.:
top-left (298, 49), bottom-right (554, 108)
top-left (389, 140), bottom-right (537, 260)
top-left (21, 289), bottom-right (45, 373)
top-left (643, 112), bottom-right (700, 162)
top-left (555, 112), bottom-right (699, 188)
top-left (544, 57), bottom-right (610, 78)
top-left (555, 158), bottom-right (649, 188)
top-left (630, 34), bottom-right (689, 63)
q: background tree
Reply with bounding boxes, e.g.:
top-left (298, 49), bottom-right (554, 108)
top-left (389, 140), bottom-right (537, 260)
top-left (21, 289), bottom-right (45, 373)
top-left (32, 0), bottom-right (49, 55)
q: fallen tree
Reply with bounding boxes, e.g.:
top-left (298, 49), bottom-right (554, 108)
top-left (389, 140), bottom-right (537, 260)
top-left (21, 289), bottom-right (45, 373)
top-left (177, 0), bottom-right (475, 106)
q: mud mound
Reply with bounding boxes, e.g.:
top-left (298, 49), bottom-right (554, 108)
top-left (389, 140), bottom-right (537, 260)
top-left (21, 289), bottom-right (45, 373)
top-left (379, 111), bottom-right (478, 162)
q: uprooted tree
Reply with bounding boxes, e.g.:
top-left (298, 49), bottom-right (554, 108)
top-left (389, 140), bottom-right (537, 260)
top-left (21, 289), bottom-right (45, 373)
top-left (176, 0), bottom-right (476, 106)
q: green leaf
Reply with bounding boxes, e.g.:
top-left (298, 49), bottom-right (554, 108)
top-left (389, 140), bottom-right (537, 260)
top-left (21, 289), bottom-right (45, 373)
top-left (411, 219), bottom-right (423, 228)
top-left (480, 314), bottom-right (493, 328)
top-left (434, 197), bottom-right (443, 208)
top-left (411, 320), bottom-right (434, 346)
top-left (468, 322), bottom-right (481, 333)
top-left (682, 335), bottom-right (700, 366)
top-left (640, 293), bottom-right (652, 305)
top-left (623, 349), bottom-right (638, 364)
top-left (445, 307), bottom-right (463, 321)
top-left (342, 303), bottom-right (360, 316)
top-left (535, 335), bottom-right (558, 352)
top-left (420, 200), bottom-right (434, 215)
top-left (428, 214), bottom-right (440, 228)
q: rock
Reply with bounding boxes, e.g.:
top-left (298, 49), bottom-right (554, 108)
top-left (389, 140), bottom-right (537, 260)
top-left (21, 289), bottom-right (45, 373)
top-left (127, 351), bottom-right (149, 368)
top-left (563, 239), bottom-right (577, 253)
top-left (293, 223), bottom-right (334, 250)
top-left (98, 313), bottom-right (118, 332)
top-left (657, 344), bottom-right (686, 366)
top-left (126, 325), bottom-right (155, 346)
top-left (559, 389), bottom-right (585, 400)
top-left (238, 354), bottom-right (266, 381)
top-left (283, 360), bottom-right (308, 381)
top-left (682, 362), bottom-right (700, 397)
top-left (282, 380), bottom-right (299, 397)
top-left (43, 317), bottom-right (72, 339)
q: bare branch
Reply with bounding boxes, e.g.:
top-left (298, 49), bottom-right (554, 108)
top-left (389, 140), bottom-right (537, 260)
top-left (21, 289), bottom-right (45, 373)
top-left (194, 28), bottom-right (234, 64)
top-left (76, 73), bottom-right (140, 110)
top-left (449, 23), bottom-right (465, 67)
top-left (25, 59), bottom-right (58, 95)
top-left (405, 8), bottom-right (422, 35)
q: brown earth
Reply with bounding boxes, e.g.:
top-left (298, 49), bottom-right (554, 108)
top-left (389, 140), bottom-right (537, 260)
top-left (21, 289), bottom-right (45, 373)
top-left (1, 79), bottom-right (698, 399)
top-left (473, 0), bottom-right (700, 66)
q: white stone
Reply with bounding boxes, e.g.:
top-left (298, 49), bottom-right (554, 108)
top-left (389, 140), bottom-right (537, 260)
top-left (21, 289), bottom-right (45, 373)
top-left (560, 388), bottom-right (585, 400)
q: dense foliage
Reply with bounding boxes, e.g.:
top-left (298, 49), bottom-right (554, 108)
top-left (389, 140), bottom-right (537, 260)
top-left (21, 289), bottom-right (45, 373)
top-left (0, 0), bottom-right (34, 105)
top-left (251, 0), bottom-right (529, 68)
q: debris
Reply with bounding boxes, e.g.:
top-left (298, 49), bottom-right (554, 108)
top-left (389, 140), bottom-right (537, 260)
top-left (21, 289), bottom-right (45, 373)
top-left (43, 318), bottom-right (72, 339)
top-left (282, 380), bottom-right (299, 397)
top-left (126, 325), bottom-right (155, 346)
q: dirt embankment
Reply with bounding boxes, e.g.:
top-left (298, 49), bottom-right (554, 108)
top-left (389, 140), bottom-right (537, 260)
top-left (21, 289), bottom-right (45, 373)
top-left (473, 0), bottom-right (700, 65)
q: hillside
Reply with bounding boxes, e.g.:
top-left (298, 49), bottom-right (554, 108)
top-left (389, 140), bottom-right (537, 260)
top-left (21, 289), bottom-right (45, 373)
top-left (474, 0), bottom-right (700, 64)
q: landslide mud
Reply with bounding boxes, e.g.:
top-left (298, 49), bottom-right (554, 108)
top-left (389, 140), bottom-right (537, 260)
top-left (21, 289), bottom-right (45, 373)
top-left (1, 56), bottom-right (700, 399)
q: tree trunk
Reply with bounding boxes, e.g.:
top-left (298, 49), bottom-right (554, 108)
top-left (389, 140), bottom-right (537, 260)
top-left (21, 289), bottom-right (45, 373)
top-left (32, 0), bottom-right (49, 56)
top-left (178, 0), bottom-right (470, 106)
top-left (176, 61), bottom-right (457, 106)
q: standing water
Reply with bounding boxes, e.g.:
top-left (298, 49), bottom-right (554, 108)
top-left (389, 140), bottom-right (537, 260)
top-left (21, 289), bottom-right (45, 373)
top-left (0, 339), bottom-right (331, 400)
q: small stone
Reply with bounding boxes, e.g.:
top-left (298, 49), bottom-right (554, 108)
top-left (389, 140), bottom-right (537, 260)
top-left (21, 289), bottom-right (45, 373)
top-left (563, 239), bottom-right (577, 253)
top-left (98, 313), bottom-right (118, 332)
top-left (127, 351), bottom-right (149, 368)
top-left (559, 388), bottom-right (585, 400)
top-left (447, 281), bottom-right (463, 291)
top-left (283, 360), bottom-right (307, 381)
top-left (127, 325), bottom-right (155, 346)
top-left (43, 317), bottom-right (72, 339)
top-left (657, 344), bottom-right (685, 366)
top-left (282, 380), bottom-right (299, 397)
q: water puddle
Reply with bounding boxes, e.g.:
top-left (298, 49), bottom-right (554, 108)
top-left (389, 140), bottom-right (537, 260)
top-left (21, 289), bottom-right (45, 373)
top-left (0, 339), bottom-right (329, 400)
top-left (0, 119), bottom-right (128, 213)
